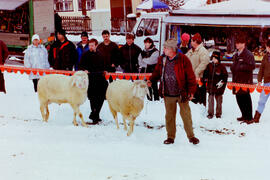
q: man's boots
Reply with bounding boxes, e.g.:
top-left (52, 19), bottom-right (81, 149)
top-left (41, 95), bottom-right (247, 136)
top-left (245, 111), bottom-right (261, 124)
top-left (253, 111), bottom-right (261, 123)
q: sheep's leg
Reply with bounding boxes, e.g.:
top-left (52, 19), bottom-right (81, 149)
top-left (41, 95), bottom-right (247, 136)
top-left (70, 104), bottom-right (79, 126)
top-left (78, 112), bottom-right (87, 127)
top-left (40, 103), bottom-right (47, 122)
top-left (122, 116), bottom-right (127, 131)
top-left (114, 115), bottom-right (119, 129)
top-left (108, 105), bottom-right (119, 129)
top-left (45, 104), bottom-right (49, 122)
top-left (127, 120), bottom-right (135, 136)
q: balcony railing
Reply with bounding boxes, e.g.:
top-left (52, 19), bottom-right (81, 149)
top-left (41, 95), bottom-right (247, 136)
top-left (61, 16), bottom-right (92, 33)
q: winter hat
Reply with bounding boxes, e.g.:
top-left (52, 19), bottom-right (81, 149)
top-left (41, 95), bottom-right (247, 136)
top-left (163, 39), bottom-right (178, 52)
top-left (57, 29), bottom-right (66, 37)
top-left (235, 34), bottom-right (246, 44)
top-left (192, 33), bottom-right (202, 44)
top-left (32, 34), bottom-right (40, 42)
top-left (211, 51), bottom-right (221, 62)
top-left (81, 31), bottom-right (88, 38)
top-left (181, 33), bottom-right (190, 42)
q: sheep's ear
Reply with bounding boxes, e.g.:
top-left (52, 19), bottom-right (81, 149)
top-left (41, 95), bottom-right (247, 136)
top-left (132, 82), bottom-right (139, 97)
top-left (71, 76), bottom-right (77, 87)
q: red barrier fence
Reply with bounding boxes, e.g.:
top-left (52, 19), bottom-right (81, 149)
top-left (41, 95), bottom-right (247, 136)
top-left (1, 65), bottom-right (269, 94)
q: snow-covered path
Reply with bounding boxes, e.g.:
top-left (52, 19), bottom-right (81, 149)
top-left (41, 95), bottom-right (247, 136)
top-left (0, 72), bottom-right (269, 180)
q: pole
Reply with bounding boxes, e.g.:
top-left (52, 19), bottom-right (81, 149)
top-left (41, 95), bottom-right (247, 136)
top-left (29, 0), bottom-right (34, 42)
top-left (123, 0), bottom-right (127, 35)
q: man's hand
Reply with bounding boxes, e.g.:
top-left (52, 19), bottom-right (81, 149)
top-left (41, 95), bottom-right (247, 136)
top-left (147, 80), bottom-right (152, 87)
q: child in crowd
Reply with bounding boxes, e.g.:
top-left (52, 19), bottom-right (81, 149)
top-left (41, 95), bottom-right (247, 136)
top-left (203, 51), bottom-right (228, 119)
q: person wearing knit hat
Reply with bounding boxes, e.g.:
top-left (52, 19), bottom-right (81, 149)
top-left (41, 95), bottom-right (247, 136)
top-left (186, 32), bottom-right (209, 106)
top-left (75, 31), bottom-right (89, 70)
top-left (148, 38), bottom-right (200, 145)
top-left (24, 34), bottom-right (50, 92)
top-left (203, 51), bottom-right (228, 119)
top-left (180, 33), bottom-right (190, 54)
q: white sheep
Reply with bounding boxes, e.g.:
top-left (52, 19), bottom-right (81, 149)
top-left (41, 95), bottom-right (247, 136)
top-left (37, 71), bottom-right (89, 127)
top-left (106, 80), bottom-right (149, 136)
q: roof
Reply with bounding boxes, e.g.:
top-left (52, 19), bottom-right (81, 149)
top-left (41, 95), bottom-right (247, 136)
top-left (0, 0), bottom-right (28, 10)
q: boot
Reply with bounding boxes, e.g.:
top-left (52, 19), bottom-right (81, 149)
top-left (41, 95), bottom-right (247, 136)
top-left (253, 111), bottom-right (261, 123)
top-left (243, 111), bottom-right (261, 124)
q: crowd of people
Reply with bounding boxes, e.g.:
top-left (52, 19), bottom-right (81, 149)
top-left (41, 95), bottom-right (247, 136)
top-left (1, 29), bottom-right (270, 145)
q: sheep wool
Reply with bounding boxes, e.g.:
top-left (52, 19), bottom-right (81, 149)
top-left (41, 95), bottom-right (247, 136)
top-left (106, 80), bottom-right (149, 136)
top-left (37, 71), bottom-right (89, 127)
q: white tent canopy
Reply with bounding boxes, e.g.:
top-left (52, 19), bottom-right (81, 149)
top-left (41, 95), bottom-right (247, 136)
top-left (0, 0), bottom-right (28, 10)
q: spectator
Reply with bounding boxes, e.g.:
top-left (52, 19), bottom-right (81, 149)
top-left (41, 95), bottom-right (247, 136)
top-left (138, 37), bottom-right (160, 101)
top-left (203, 51), bottom-right (228, 119)
top-left (148, 39), bottom-right (199, 145)
top-left (230, 34), bottom-right (255, 123)
top-left (186, 33), bottom-right (210, 106)
top-left (75, 31), bottom-right (89, 70)
top-left (0, 40), bottom-right (8, 93)
top-left (119, 33), bottom-right (141, 73)
top-left (78, 38), bottom-right (108, 124)
top-left (51, 29), bottom-right (77, 70)
top-left (24, 34), bottom-right (50, 92)
top-left (97, 30), bottom-right (120, 73)
top-left (250, 40), bottom-right (270, 124)
top-left (179, 33), bottom-right (191, 54)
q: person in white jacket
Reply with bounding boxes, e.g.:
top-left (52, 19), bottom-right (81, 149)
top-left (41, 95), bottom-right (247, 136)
top-left (24, 34), bottom-right (50, 92)
top-left (138, 37), bottom-right (159, 101)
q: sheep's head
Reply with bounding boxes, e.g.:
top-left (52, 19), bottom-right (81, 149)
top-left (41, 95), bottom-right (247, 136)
top-left (71, 71), bottom-right (89, 89)
top-left (132, 80), bottom-right (150, 100)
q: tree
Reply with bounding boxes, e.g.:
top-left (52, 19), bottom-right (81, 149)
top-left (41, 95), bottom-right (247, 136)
top-left (160, 0), bottom-right (186, 10)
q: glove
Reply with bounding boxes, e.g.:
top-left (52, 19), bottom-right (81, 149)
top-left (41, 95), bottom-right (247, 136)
top-left (216, 80), bottom-right (224, 89)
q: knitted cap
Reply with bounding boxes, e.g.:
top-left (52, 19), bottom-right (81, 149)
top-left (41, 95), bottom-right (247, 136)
top-left (31, 34), bottom-right (40, 42)
top-left (192, 33), bottom-right (202, 44)
top-left (163, 39), bottom-right (178, 52)
top-left (181, 33), bottom-right (190, 42)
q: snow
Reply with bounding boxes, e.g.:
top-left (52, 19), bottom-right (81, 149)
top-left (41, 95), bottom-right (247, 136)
top-left (182, 0), bottom-right (270, 14)
top-left (66, 34), bottom-right (126, 45)
top-left (1, 72), bottom-right (270, 180)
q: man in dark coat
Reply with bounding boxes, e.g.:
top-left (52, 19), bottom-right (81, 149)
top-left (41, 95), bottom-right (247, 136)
top-left (97, 30), bottom-right (120, 74)
top-left (148, 39), bottom-right (199, 145)
top-left (78, 38), bottom-right (108, 124)
top-left (51, 29), bottom-right (77, 70)
top-left (203, 51), bottom-right (228, 119)
top-left (230, 34), bottom-right (255, 122)
top-left (119, 33), bottom-right (141, 73)
top-left (0, 40), bottom-right (8, 93)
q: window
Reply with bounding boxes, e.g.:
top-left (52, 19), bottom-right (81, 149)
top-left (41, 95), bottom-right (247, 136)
top-left (78, 0), bottom-right (95, 11)
top-left (136, 19), bottom-right (159, 37)
top-left (54, 0), bottom-right (74, 12)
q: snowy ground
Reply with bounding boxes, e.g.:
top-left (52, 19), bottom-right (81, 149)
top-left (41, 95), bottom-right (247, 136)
top-left (1, 72), bottom-right (270, 180)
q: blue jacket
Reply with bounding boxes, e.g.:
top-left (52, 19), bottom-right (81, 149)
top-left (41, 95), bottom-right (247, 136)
top-left (75, 41), bottom-right (89, 70)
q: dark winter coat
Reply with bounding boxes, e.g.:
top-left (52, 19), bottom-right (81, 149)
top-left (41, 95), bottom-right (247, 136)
top-left (150, 53), bottom-right (197, 100)
top-left (230, 47), bottom-right (255, 94)
top-left (75, 42), bottom-right (89, 70)
top-left (119, 43), bottom-right (141, 73)
top-left (0, 40), bottom-right (8, 93)
top-left (51, 39), bottom-right (78, 70)
top-left (78, 50), bottom-right (108, 99)
top-left (203, 62), bottom-right (228, 95)
top-left (257, 53), bottom-right (270, 83)
top-left (97, 41), bottom-right (120, 72)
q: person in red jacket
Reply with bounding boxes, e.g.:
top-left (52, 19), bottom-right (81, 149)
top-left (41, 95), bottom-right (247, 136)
top-left (0, 40), bottom-right (8, 93)
top-left (148, 39), bottom-right (199, 145)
